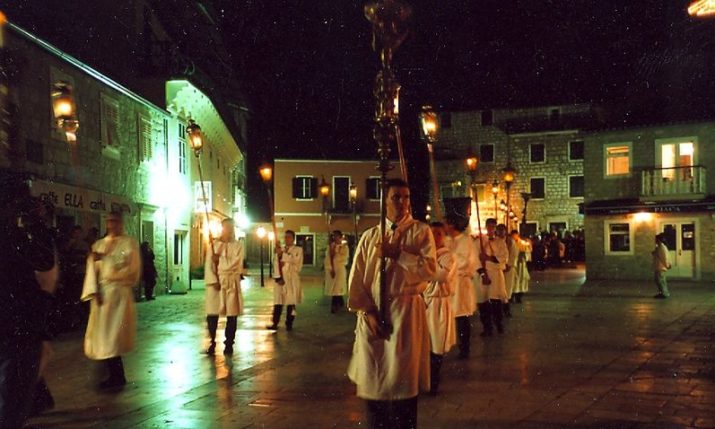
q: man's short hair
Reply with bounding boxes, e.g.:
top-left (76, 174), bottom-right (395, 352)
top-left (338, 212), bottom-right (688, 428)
top-left (285, 230), bottom-right (296, 239)
top-left (331, 230), bottom-right (342, 237)
top-left (385, 178), bottom-right (409, 190)
top-left (445, 214), bottom-right (468, 232)
top-left (486, 218), bottom-right (497, 226)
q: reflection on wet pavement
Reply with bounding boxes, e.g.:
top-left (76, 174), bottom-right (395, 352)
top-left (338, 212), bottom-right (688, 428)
top-left (27, 267), bottom-right (715, 428)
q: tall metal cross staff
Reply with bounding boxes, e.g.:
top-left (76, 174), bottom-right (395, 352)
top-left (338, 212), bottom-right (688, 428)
top-left (467, 154), bottom-right (492, 285)
top-left (364, 0), bottom-right (411, 331)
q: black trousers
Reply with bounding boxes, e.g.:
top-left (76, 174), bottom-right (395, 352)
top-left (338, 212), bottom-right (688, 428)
top-left (478, 302), bottom-right (492, 334)
top-left (206, 315), bottom-right (238, 346)
top-left (105, 356), bottom-right (125, 381)
top-left (430, 353), bottom-right (444, 394)
top-left (272, 305), bottom-right (296, 328)
top-left (366, 397), bottom-right (418, 429)
top-left (330, 296), bottom-right (345, 312)
top-left (0, 336), bottom-right (42, 429)
top-left (489, 299), bottom-right (503, 332)
top-left (144, 280), bottom-right (156, 300)
top-left (455, 316), bottom-right (471, 357)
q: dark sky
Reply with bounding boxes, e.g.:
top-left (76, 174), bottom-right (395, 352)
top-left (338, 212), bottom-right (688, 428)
top-left (4, 0), bottom-right (714, 219)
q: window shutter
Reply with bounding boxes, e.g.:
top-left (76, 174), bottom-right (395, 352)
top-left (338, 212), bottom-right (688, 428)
top-left (310, 178), bottom-right (318, 198)
top-left (292, 177), bottom-right (301, 199)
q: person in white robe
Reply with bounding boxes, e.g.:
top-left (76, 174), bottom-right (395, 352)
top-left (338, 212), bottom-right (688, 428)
top-left (347, 178), bottom-right (436, 429)
top-left (511, 231), bottom-right (531, 303)
top-left (324, 230), bottom-right (349, 313)
top-left (475, 218), bottom-right (509, 336)
top-left (445, 215), bottom-right (477, 358)
top-left (502, 226), bottom-right (519, 318)
top-left (267, 230), bottom-right (303, 331)
top-left (204, 218), bottom-right (245, 355)
top-left (81, 211), bottom-right (140, 389)
top-left (424, 222), bottom-right (457, 395)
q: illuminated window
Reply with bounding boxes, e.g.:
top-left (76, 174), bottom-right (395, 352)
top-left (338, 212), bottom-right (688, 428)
top-left (660, 140), bottom-right (694, 181)
top-left (292, 176), bottom-right (316, 200)
top-left (605, 143), bottom-right (631, 176)
top-left (605, 221), bottom-right (633, 255)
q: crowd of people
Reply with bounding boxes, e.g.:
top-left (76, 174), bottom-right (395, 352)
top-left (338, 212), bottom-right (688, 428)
top-left (528, 229), bottom-right (585, 271)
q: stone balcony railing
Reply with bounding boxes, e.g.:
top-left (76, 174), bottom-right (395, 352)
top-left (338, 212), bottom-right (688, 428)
top-left (641, 165), bottom-right (707, 200)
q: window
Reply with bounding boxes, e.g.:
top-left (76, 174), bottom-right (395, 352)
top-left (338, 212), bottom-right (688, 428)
top-left (441, 112), bottom-right (452, 128)
top-left (138, 115), bottom-right (152, 161)
top-left (605, 221), bottom-right (633, 255)
top-left (26, 140), bottom-right (43, 164)
top-left (549, 108), bottom-right (560, 124)
top-left (530, 177), bottom-right (545, 199)
top-left (530, 144), bottom-right (545, 163)
top-left (333, 176), bottom-right (351, 211)
top-left (366, 177), bottom-right (381, 200)
top-left (178, 123), bottom-right (187, 175)
top-left (569, 140), bottom-right (584, 160)
top-left (481, 110), bottom-right (493, 126)
top-left (569, 175), bottom-right (584, 198)
top-left (178, 122), bottom-right (186, 139)
top-left (479, 144), bottom-right (494, 163)
top-left (292, 176), bottom-right (317, 200)
top-left (100, 95), bottom-right (120, 149)
top-left (605, 143), bottom-right (631, 176)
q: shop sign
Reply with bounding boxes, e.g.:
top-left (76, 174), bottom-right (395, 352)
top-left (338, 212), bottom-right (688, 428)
top-left (29, 179), bottom-right (134, 215)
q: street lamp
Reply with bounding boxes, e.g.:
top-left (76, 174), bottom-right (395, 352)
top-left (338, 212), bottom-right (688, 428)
top-left (502, 161), bottom-right (516, 224)
top-left (259, 162), bottom-right (284, 285)
top-left (689, 0), bottom-right (715, 17)
top-left (491, 179), bottom-right (499, 218)
top-left (349, 184), bottom-right (358, 241)
top-left (520, 192), bottom-right (531, 236)
top-left (256, 226), bottom-right (267, 287)
top-left (420, 105), bottom-right (443, 221)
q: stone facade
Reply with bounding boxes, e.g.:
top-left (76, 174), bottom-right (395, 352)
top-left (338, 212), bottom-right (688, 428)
top-left (433, 104), bottom-right (594, 235)
top-left (2, 23), bottom-right (246, 294)
top-left (583, 122), bottom-right (715, 281)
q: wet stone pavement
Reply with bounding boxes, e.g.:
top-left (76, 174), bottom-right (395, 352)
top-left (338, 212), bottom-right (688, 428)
top-left (27, 267), bottom-right (715, 429)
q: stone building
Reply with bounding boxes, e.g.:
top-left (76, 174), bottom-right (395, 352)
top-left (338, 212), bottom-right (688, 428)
top-left (432, 104), bottom-right (600, 236)
top-left (268, 159), bottom-right (402, 268)
top-left (1, 21), bottom-right (245, 294)
top-left (583, 121), bottom-right (715, 281)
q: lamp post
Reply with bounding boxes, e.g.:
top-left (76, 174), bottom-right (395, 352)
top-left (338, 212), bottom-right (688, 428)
top-left (256, 226), bottom-right (267, 287)
top-left (350, 184), bottom-right (358, 240)
top-left (365, 0), bottom-right (411, 331)
top-left (491, 180), bottom-right (499, 219)
top-left (319, 175), bottom-right (330, 223)
top-left (260, 162), bottom-right (285, 285)
top-left (420, 105), bottom-right (442, 220)
top-left (520, 192), bottom-right (531, 236)
top-left (268, 230), bottom-right (275, 277)
top-left (502, 161), bottom-right (516, 224)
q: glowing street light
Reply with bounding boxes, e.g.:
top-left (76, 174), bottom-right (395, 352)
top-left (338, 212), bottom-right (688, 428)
top-left (51, 81), bottom-right (79, 138)
top-left (419, 105), bottom-right (439, 143)
top-left (689, 0), bottom-right (715, 17)
top-left (502, 161), bottom-right (516, 224)
top-left (259, 163), bottom-right (273, 184)
top-left (187, 119), bottom-right (203, 155)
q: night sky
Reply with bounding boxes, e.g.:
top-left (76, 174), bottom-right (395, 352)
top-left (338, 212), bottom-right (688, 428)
top-left (4, 0), bottom-right (714, 219)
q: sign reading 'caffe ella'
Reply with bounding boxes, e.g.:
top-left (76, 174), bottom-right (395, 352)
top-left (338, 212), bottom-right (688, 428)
top-left (29, 179), bottom-right (134, 215)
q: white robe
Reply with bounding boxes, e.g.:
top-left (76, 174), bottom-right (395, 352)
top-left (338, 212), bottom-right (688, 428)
top-left (475, 235), bottom-right (509, 302)
top-left (449, 233), bottom-right (478, 317)
top-left (347, 215), bottom-right (436, 400)
top-left (324, 243), bottom-right (349, 296)
top-left (273, 245), bottom-right (303, 305)
top-left (504, 239), bottom-right (519, 301)
top-left (513, 240), bottom-right (531, 294)
top-left (424, 247), bottom-right (457, 355)
top-left (81, 235), bottom-right (140, 360)
top-left (205, 239), bottom-right (245, 316)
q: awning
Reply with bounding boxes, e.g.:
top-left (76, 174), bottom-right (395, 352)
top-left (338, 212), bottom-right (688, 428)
top-left (584, 197), bottom-right (715, 215)
top-left (29, 179), bottom-right (135, 215)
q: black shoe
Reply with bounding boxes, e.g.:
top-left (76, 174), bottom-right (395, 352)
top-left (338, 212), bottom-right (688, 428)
top-left (223, 345), bottom-right (233, 355)
top-left (266, 324), bottom-right (278, 330)
top-left (206, 343), bottom-right (216, 355)
top-left (99, 376), bottom-right (126, 390)
top-left (286, 324), bottom-right (293, 332)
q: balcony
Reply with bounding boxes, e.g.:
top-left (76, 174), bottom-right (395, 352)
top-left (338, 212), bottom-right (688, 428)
top-left (641, 166), bottom-right (707, 201)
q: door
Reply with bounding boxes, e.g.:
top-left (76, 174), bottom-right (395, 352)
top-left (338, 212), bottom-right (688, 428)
top-left (295, 234), bottom-right (314, 266)
top-left (660, 221), bottom-right (695, 278)
top-left (333, 177), bottom-right (351, 212)
top-left (172, 230), bottom-right (187, 292)
top-left (659, 140), bottom-right (695, 191)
